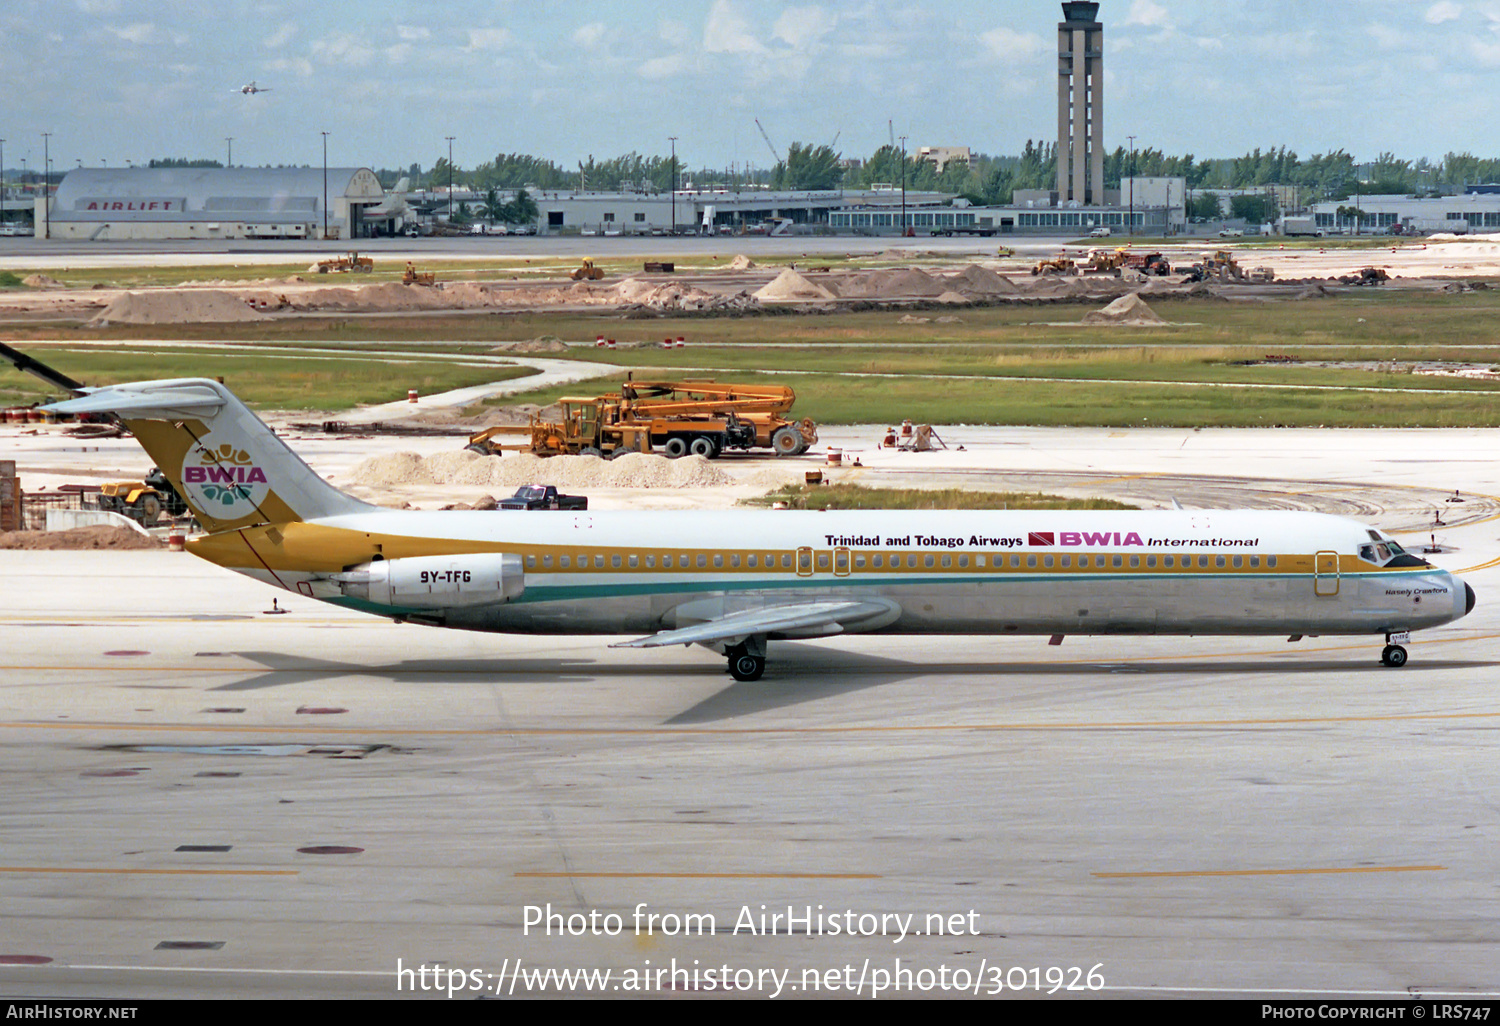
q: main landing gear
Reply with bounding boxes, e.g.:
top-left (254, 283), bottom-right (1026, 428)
top-left (725, 637), bottom-right (767, 682)
top-left (1381, 632), bottom-right (1410, 668)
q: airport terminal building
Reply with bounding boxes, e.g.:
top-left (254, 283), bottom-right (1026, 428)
top-left (42, 167), bottom-right (392, 240)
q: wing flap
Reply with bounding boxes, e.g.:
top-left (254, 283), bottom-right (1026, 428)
top-left (611, 600), bottom-right (898, 649)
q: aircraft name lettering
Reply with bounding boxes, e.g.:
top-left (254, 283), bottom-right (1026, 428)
top-left (1384, 586), bottom-right (1449, 596)
top-left (184, 465), bottom-right (267, 485)
top-left (824, 534), bottom-right (1026, 549)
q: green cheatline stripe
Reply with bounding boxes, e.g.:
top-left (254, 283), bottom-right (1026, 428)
top-left (311, 568), bottom-right (1432, 611)
top-left (500, 569), bottom-right (1424, 605)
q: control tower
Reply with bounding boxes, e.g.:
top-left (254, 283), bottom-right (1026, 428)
top-left (1056, 2), bottom-right (1104, 205)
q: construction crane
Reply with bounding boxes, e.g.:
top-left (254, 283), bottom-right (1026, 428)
top-left (754, 118), bottom-right (781, 166)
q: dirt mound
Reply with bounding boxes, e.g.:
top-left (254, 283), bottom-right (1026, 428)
top-left (935, 291), bottom-right (969, 305)
top-left (289, 282), bottom-right (454, 313)
top-left (878, 269), bottom-right (948, 297)
top-left (0, 526), bottom-right (163, 550)
top-left (493, 336), bottom-right (570, 353)
top-left (729, 254), bottom-right (756, 270)
top-left (754, 269), bottom-right (837, 301)
top-left (1082, 292), bottom-right (1167, 326)
top-left (946, 264), bottom-right (1021, 296)
top-left (350, 449), bottom-right (733, 491)
top-left (22, 274), bottom-right (64, 289)
top-left (349, 452), bottom-right (434, 486)
top-left (90, 289), bottom-right (271, 326)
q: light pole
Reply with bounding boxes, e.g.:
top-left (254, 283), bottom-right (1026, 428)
top-left (1127, 134), bottom-right (1136, 236)
top-left (668, 136), bottom-right (677, 235)
top-left (0, 139), bottom-right (5, 206)
top-left (899, 135), bottom-right (908, 236)
top-left (41, 132), bottom-right (50, 239)
top-left (320, 131), bottom-right (329, 239)
top-left (445, 136), bottom-right (454, 225)
top-left (225, 137), bottom-right (232, 168)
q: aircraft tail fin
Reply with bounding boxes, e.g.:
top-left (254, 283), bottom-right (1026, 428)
top-left (45, 378), bottom-right (373, 533)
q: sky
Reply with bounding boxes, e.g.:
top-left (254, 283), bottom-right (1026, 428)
top-left (5, 0), bottom-right (1500, 175)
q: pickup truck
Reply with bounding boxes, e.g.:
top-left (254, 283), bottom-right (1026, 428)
top-left (498, 485), bottom-right (588, 511)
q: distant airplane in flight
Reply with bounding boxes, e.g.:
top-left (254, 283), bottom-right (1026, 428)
top-left (237, 81), bottom-right (271, 95)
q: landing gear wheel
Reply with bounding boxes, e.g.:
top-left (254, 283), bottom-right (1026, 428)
top-left (728, 651), bottom-right (766, 682)
top-left (689, 436), bottom-right (717, 459)
top-left (663, 437), bottom-right (689, 458)
top-left (134, 493), bottom-right (163, 526)
top-left (1381, 644), bottom-right (1408, 668)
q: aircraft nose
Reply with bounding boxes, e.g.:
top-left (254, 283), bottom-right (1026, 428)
top-left (1466, 581), bottom-right (1476, 615)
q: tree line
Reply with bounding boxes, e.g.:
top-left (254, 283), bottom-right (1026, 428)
top-left (182, 141), bottom-right (1493, 204)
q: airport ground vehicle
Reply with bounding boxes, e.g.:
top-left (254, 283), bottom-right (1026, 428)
top-left (91, 467), bottom-right (188, 526)
top-left (314, 252), bottom-right (374, 273)
top-left (466, 380), bottom-right (818, 460)
top-left (498, 486), bottom-right (588, 511)
top-left (1282, 216), bottom-right (1326, 237)
top-left (402, 263), bottom-right (435, 286)
top-left (1032, 256), bottom-right (1077, 276)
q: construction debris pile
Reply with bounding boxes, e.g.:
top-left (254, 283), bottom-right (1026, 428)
top-left (348, 450), bottom-right (732, 492)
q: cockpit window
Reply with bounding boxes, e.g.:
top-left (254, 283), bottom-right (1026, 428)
top-left (1359, 544), bottom-right (1376, 563)
top-left (1387, 542), bottom-right (1405, 556)
top-left (1376, 543), bottom-right (1391, 561)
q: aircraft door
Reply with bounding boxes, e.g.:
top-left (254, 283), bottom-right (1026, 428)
top-left (1314, 551), bottom-right (1340, 597)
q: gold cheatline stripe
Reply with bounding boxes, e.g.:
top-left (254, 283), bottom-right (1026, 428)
top-left (0, 866), bottom-right (297, 877)
top-left (1093, 865), bottom-right (1445, 879)
top-left (514, 872), bottom-right (880, 880)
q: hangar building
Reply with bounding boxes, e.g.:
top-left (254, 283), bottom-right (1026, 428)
top-left (42, 167), bottom-right (394, 240)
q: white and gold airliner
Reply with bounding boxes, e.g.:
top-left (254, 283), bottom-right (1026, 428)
top-left (45, 377), bottom-right (1475, 680)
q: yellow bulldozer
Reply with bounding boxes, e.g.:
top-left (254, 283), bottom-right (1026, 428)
top-left (569, 259), bottom-right (606, 281)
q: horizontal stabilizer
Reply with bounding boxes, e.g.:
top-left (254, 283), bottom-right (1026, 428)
top-left (45, 381), bottom-right (227, 420)
top-left (611, 600), bottom-right (898, 649)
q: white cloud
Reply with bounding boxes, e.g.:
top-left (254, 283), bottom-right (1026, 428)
top-left (976, 27), bottom-right (1045, 61)
top-left (266, 56), bottom-right (313, 78)
top-left (1426, 2), bottom-right (1462, 23)
top-left (572, 22), bottom-right (607, 48)
top-left (396, 25), bottom-right (430, 42)
top-left (263, 22), bottom-right (297, 49)
top-left (1122, 0), bottom-right (1170, 29)
top-left (465, 28), bottom-right (512, 51)
top-left (1367, 23), bottom-right (1407, 49)
top-left (311, 33), bottom-right (375, 67)
top-left (659, 19), bottom-right (693, 48)
top-left (107, 23), bottom-right (155, 44)
top-left (773, 6), bottom-right (837, 50)
top-left (638, 54), bottom-right (689, 79)
top-left (703, 0), bottom-right (764, 55)
top-left (1472, 35), bottom-right (1500, 64)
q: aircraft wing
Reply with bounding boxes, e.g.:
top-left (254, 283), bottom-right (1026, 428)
top-left (611, 600), bottom-right (897, 649)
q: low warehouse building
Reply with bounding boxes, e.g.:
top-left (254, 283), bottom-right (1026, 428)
top-left (44, 167), bottom-right (396, 240)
